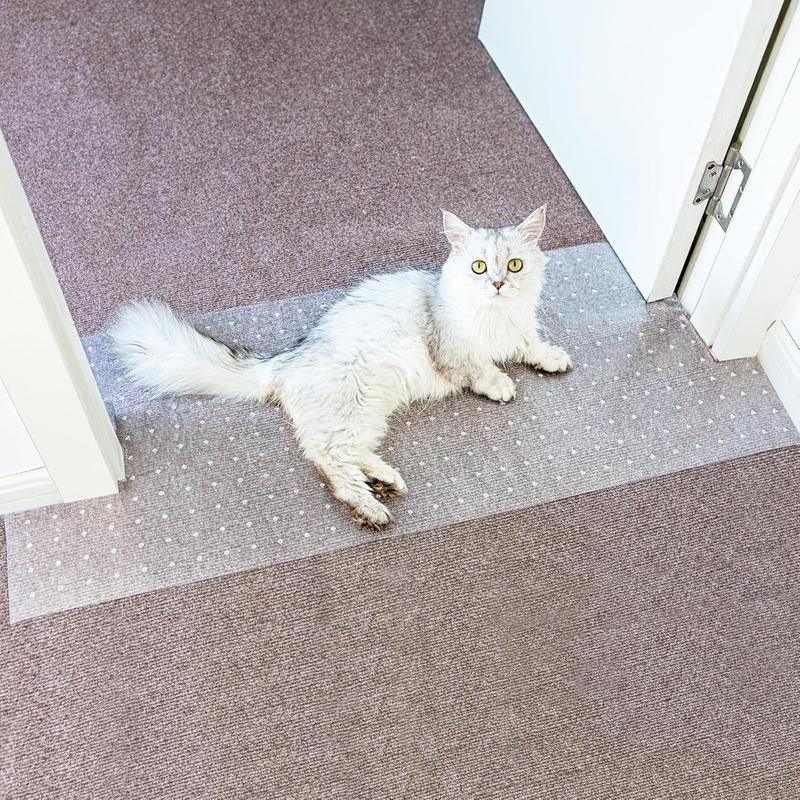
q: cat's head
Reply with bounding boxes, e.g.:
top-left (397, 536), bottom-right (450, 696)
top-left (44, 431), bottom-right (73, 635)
top-left (439, 206), bottom-right (548, 305)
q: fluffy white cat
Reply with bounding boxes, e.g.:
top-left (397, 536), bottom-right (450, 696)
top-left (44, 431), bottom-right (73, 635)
top-left (111, 206), bottom-right (571, 528)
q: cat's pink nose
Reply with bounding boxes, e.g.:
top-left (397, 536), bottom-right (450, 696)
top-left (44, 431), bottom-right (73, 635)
top-left (494, 281), bottom-right (504, 290)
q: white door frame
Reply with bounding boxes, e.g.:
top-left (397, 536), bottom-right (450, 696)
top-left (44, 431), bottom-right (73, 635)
top-left (679, 0), bottom-right (800, 359)
top-left (0, 130), bottom-right (124, 514)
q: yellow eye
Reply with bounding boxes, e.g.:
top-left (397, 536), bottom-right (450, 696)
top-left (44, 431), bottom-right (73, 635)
top-left (508, 258), bottom-right (523, 273)
top-left (471, 260), bottom-right (487, 274)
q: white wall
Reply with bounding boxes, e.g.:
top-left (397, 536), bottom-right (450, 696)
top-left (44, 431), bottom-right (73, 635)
top-left (0, 377), bottom-right (43, 477)
top-left (777, 200), bottom-right (800, 344)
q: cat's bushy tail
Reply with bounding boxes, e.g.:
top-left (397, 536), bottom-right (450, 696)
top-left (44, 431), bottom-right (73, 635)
top-left (109, 300), bottom-right (279, 402)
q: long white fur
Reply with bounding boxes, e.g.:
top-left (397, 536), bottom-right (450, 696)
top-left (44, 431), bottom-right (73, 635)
top-left (110, 206), bottom-right (571, 528)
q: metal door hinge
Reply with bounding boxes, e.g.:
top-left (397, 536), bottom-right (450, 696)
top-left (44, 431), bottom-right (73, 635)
top-left (693, 145), bottom-right (750, 231)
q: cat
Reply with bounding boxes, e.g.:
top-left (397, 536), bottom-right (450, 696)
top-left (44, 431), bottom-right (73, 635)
top-left (110, 206), bottom-right (571, 529)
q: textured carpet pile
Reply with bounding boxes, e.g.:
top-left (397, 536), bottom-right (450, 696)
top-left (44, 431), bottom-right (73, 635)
top-left (2, 450), bottom-right (800, 797)
top-left (0, 0), bottom-right (600, 335)
top-left (2, 1), bottom-right (799, 797)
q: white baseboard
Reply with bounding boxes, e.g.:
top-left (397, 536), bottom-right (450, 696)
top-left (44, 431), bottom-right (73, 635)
top-left (759, 321), bottom-right (800, 434)
top-left (0, 467), bottom-right (61, 515)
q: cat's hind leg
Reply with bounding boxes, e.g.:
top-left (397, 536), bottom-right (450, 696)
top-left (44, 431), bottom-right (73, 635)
top-left (358, 452), bottom-right (408, 497)
top-left (282, 365), bottom-right (398, 528)
top-left (310, 451), bottom-right (392, 530)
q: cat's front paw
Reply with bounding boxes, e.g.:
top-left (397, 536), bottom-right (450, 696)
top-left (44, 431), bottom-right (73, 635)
top-left (534, 344), bottom-right (572, 374)
top-left (478, 372), bottom-right (516, 403)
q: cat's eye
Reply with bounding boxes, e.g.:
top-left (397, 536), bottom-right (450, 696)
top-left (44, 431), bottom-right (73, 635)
top-left (471, 260), bottom-right (487, 274)
top-left (507, 258), bottom-right (524, 273)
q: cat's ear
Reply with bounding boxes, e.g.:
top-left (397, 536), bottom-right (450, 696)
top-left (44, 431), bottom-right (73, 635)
top-left (442, 209), bottom-right (473, 252)
top-left (517, 204), bottom-right (547, 247)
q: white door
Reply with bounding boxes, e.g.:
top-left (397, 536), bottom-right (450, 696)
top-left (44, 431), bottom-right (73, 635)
top-left (479, 0), bottom-right (782, 300)
top-left (0, 130), bottom-right (125, 514)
